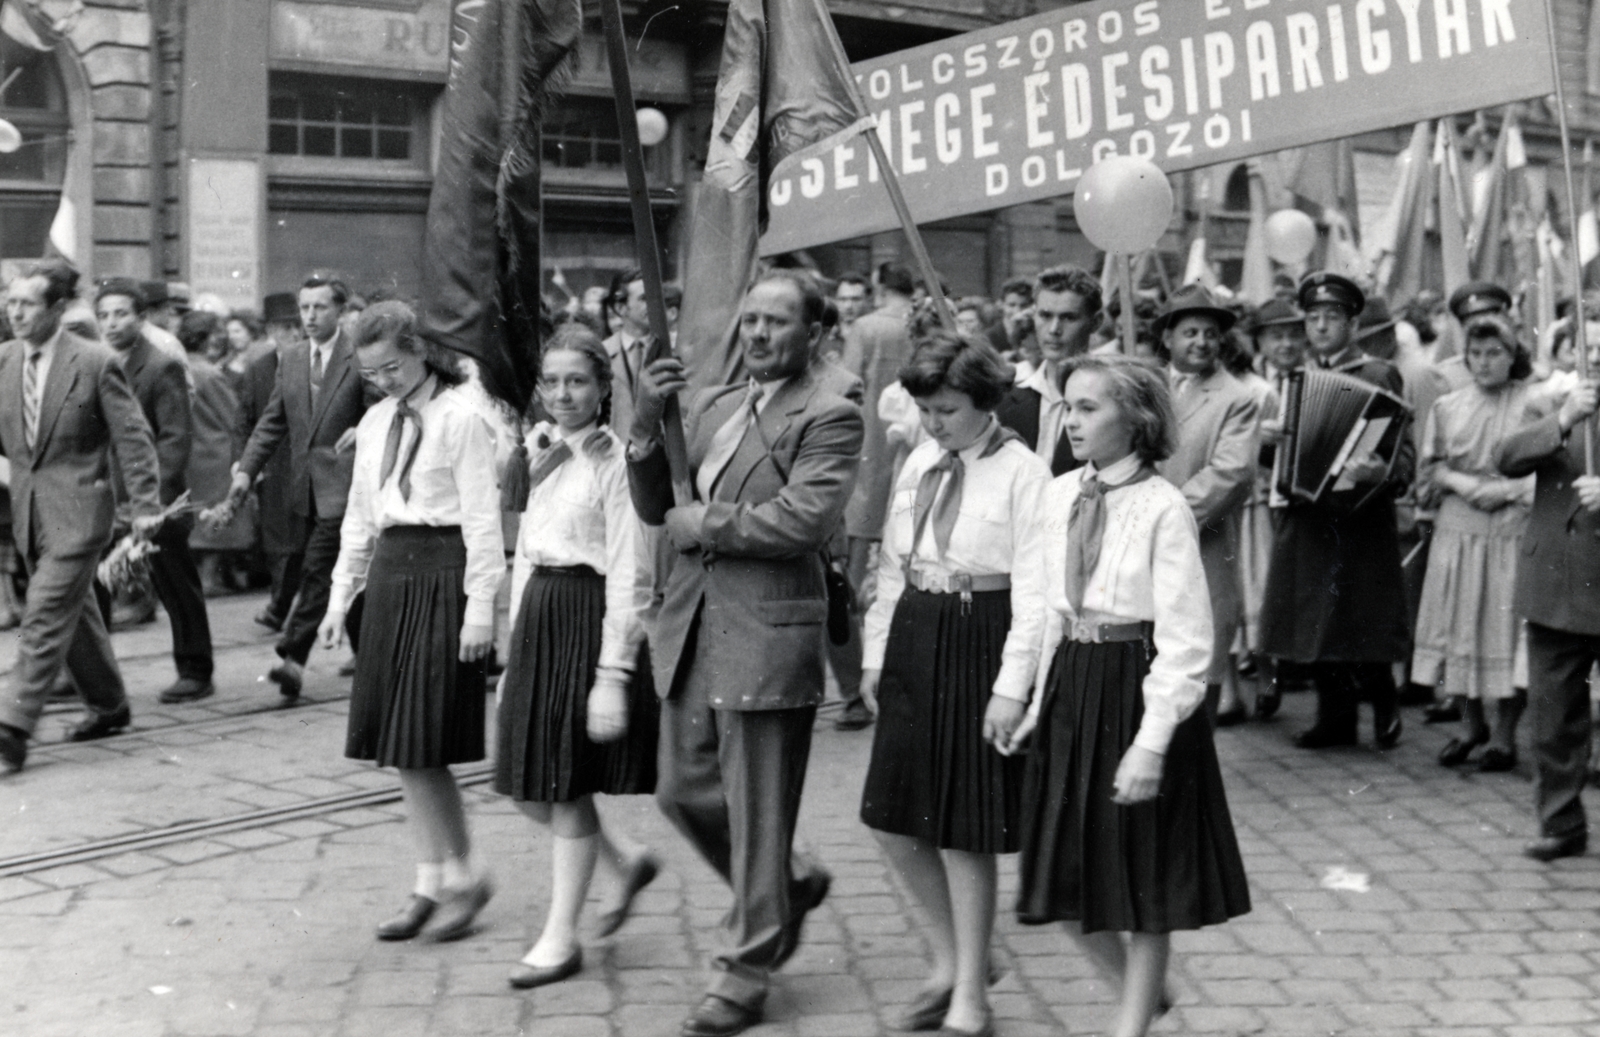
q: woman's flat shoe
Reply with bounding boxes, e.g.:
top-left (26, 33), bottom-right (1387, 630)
top-left (595, 852), bottom-right (661, 938)
top-left (426, 877), bottom-right (493, 942)
top-left (375, 894), bottom-right (436, 941)
top-left (897, 988), bottom-right (953, 1032)
top-left (1214, 706), bottom-right (1249, 728)
top-left (1478, 746), bottom-right (1518, 772)
top-left (509, 948), bottom-right (583, 989)
top-left (936, 1015), bottom-right (992, 1037)
top-left (1438, 733), bottom-right (1487, 766)
top-left (1254, 682), bottom-right (1282, 720)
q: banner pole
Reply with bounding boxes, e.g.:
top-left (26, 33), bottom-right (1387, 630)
top-left (1118, 254), bottom-right (1138, 354)
top-left (1541, 0), bottom-right (1594, 474)
top-left (810, 0), bottom-right (956, 332)
top-left (600, 0), bottom-right (694, 505)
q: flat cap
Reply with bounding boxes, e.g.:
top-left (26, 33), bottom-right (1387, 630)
top-left (1447, 281), bottom-right (1512, 322)
top-left (1297, 271), bottom-right (1365, 315)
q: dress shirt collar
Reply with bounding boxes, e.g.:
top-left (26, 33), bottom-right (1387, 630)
top-left (1317, 344), bottom-right (1362, 369)
top-left (308, 328), bottom-right (338, 358)
top-left (1021, 360), bottom-right (1064, 402)
top-left (749, 376), bottom-right (789, 413)
top-left (953, 415), bottom-right (1002, 464)
top-left (396, 373), bottom-right (437, 412)
top-left (1084, 451), bottom-right (1144, 487)
top-left (551, 419), bottom-right (599, 443)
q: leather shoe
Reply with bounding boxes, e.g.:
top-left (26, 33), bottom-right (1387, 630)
top-left (508, 948), bottom-right (582, 989)
top-left (681, 994), bottom-right (761, 1037)
top-left (0, 724), bottom-right (25, 774)
top-left (1293, 724), bottom-right (1357, 749)
top-left (253, 609), bottom-right (285, 632)
top-left (834, 699), bottom-right (875, 731)
top-left (1524, 832), bottom-right (1587, 862)
top-left (69, 705), bottom-right (130, 741)
top-left (1478, 745), bottom-right (1518, 772)
top-left (772, 868), bottom-right (831, 969)
top-left (426, 877), bottom-right (493, 942)
top-left (1253, 680), bottom-right (1281, 721)
top-left (1423, 699), bottom-right (1462, 724)
top-left (1374, 707), bottom-right (1402, 749)
top-left (158, 678), bottom-right (216, 705)
top-left (936, 1012), bottom-right (993, 1037)
top-left (1438, 732), bottom-right (1488, 766)
top-left (595, 852), bottom-right (660, 938)
top-left (897, 987), bottom-right (952, 1032)
top-left (375, 894), bottom-right (436, 940)
top-left (1214, 705), bottom-right (1248, 728)
top-left (268, 661), bottom-right (303, 702)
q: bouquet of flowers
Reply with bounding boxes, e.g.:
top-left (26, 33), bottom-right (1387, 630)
top-left (97, 492), bottom-right (195, 594)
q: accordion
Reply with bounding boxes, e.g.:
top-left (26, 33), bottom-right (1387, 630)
top-left (1272, 367), bottom-right (1411, 513)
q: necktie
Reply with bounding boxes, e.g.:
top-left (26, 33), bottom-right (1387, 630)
top-left (696, 383), bottom-right (763, 501)
top-left (311, 346), bottom-right (326, 404)
top-left (527, 437), bottom-right (574, 489)
top-left (378, 399), bottom-right (422, 501)
top-left (1064, 464), bottom-right (1157, 612)
top-left (21, 349), bottom-right (40, 452)
top-left (911, 451), bottom-right (961, 561)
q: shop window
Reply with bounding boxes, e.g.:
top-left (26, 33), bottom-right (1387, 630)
top-left (0, 35), bottom-right (69, 262)
top-left (268, 72), bottom-right (430, 163)
top-left (542, 98), bottom-right (670, 176)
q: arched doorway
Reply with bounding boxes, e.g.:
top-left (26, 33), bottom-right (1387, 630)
top-left (0, 31), bottom-right (69, 270)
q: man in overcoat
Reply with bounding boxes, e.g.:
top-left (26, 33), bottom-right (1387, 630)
top-left (628, 270), bottom-right (863, 1037)
top-left (1259, 273), bottom-right (1414, 750)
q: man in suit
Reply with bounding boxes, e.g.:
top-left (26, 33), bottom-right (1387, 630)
top-left (1497, 372), bottom-right (1600, 861)
top-left (995, 264), bottom-right (1101, 476)
top-left (95, 279), bottom-right (215, 704)
top-left (1260, 273), bottom-right (1413, 751)
top-left (1152, 285), bottom-right (1260, 724)
top-left (229, 274), bottom-right (372, 701)
top-left (0, 262), bottom-right (164, 773)
top-left (241, 292), bottom-right (305, 632)
top-left (604, 268), bottom-right (653, 439)
top-left (628, 270), bottom-right (863, 1037)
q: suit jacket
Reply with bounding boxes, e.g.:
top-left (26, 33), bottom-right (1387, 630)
top-left (117, 334), bottom-right (192, 508)
top-left (629, 366), bottom-right (864, 710)
top-left (237, 344), bottom-right (304, 556)
top-left (1497, 395), bottom-right (1600, 636)
top-left (0, 328), bottom-right (161, 558)
top-left (839, 307), bottom-right (912, 539)
top-left (236, 329), bottom-right (372, 519)
top-left (995, 385), bottom-right (1080, 476)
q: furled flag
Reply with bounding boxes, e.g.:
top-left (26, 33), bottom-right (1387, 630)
top-left (1238, 161), bottom-right (1274, 305)
top-left (677, 0), bottom-right (872, 392)
top-left (420, 0), bottom-right (582, 414)
top-left (1370, 122), bottom-right (1434, 303)
top-left (1577, 140), bottom-right (1598, 287)
top-left (1436, 119), bottom-right (1471, 298)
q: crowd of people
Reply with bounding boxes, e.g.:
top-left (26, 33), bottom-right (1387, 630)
top-left (0, 249), bottom-right (1597, 1037)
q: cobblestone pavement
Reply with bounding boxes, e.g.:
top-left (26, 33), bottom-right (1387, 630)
top-left (4, 593), bottom-right (1600, 1036)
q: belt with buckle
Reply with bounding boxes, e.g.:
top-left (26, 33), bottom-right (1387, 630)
top-left (1068, 618), bottom-right (1151, 643)
top-left (907, 570), bottom-right (1011, 595)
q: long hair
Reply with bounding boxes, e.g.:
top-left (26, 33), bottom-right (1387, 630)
top-left (351, 300), bottom-right (465, 386)
top-left (540, 322), bottom-right (614, 427)
top-left (1060, 354), bottom-right (1178, 464)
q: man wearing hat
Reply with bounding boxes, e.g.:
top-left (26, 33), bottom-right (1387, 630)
top-left (1259, 272), bottom-right (1414, 750)
top-left (1154, 284), bottom-right (1261, 724)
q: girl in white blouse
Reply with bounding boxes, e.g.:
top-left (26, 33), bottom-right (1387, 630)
top-left (859, 332), bottom-right (1049, 1037)
top-left (318, 302), bottom-right (503, 944)
top-left (1008, 355), bottom-right (1250, 1037)
top-left (494, 324), bottom-right (660, 989)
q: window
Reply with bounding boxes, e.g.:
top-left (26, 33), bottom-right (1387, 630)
top-left (268, 73), bottom-right (428, 162)
top-left (543, 98), bottom-right (623, 170)
top-left (0, 35), bottom-right (68, 260)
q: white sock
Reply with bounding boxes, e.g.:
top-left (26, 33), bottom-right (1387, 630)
top-left (414, 862), bottom-right (443, 900)
top-left (441, 855), bottom-right (475, 892)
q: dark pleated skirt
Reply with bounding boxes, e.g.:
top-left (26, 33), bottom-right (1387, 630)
top-left (1017, 637), bottom-right (1251, 934)
top-left (860, 587), bottom-right (1025, 853)
top-left (494, 565), bottom-right (658, 802)
top-left (345, 526), bottom-right (486, 768)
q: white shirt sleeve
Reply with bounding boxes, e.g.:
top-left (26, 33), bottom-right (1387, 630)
top-left (1132, 499), bottom-right (1213, 754)
top-left (991, 456), bottom-right (1050, 702)
top-left (328, 409), bottom-right (384, 618)
top-left (597, 452), bottom-right (648, 674)
top-left (453, 409), bottom-right (507, 628)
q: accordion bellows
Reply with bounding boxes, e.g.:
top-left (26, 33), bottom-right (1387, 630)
top-left (1274, 368), bottom-right (1411, 513)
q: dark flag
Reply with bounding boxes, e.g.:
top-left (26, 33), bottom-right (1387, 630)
top-left (421, 0), bottom-right (582, 413)
top-left (678, 0), bottom-right (871, 392)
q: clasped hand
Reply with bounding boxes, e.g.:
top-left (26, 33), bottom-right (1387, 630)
top-left (587, 675), bottom-right (629, 743)
top-left (1110, 744), bottom-right (1164, 805)
top-left (629, 355), bottom-right (686, 444)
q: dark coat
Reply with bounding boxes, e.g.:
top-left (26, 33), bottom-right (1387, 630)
top-left (236, 344), bottom-right (304, 556)
top-left (116, 335), bottom-right (192, 508)
top-left (1258, 351), bottom-right (1415, 663)
top-left (628, 366), bottom-right (863, 710)
top-left (236, 330), bottom-right (374, 519)
top-left (994, 385), bottom-right (1081, 476)
top-left (1496, 395), bottom-right (1600, 636)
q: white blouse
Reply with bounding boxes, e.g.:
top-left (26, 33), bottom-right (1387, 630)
top-left (511, 422), bottom-right (649, 675)
top-left (863, 431), bottom-right (1051, 703)
top-left (329, 382), bottom-right (506, 628)
top-left (1028, 453), bottom-right (1214, 755)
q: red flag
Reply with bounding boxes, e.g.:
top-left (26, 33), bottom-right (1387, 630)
top-left (1437, 119), bottom-right (1470, 297)
top-left (1372, 122), bottom-right (1434, 302)
top-left (420, 0), bottom-right (582, 413)
top-left (678, 0), bottom-right (870, 392)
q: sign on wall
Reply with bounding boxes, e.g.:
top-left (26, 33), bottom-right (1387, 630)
top-left (271, 0), bottom-right (452, 78)
top-left (187, 157), bottom-right (261, 314)
top-left (762, 0), bottom-right (1556, 254)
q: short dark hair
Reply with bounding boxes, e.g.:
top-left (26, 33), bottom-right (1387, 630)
top-left (227, 309), bottom-right (265, 340)
top-left (1060, 354), bottom-right (1178, 464)
top-left (176, 310), bottom-right (222, 355)
top-left (1034, 265), bottom-right (1102, 320)
top-left (662, 283), bottom-right (683, 311)
top-left (608, 268), bottom-right (645, 314)
top-left (875, 262), bottom-right (915, 298)
top-left (897, 329), bottom-right (1013, 411)
top-left (1000, 277), bottom-right (1033, 304)
top-left (1464, 314), bottom-right (1533, 381)
top-left (835, 273), bottom-right (869, 293)
top-left (540, 322), bottom-right (615, 427)
top-left (95, 277), bottom-right (147, 314)
top-left (21, 260), bottom-right (79, 309)
top-left (301, 272), bottom-right (350, 307)
top-left (351, 300), bottom-right (464, 386)
top-left (752, 268), bottom-right (827, 326)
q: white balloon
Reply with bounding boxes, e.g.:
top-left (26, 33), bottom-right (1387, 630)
top-left (1265, 208), bottom-right (1319, 265)
top-left (636, 107), bottom-right (669, 148)
top-left (1074, 155), bottom-right (1173, 254)
top-left (0, 120), bottom-right (22, 155)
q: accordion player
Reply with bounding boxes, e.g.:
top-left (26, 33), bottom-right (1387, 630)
top-left (1271, 367), bottom-right (1413, 513)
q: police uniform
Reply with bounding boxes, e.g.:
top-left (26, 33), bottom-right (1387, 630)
top-left (1258, 274), bottom-right (1415, 749)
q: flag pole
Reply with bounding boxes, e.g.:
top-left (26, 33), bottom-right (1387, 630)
top-left (600, 0), bottom-right (694, 505)
top-left (809, 0), bottom-right (956, 331)
top-left (1541, 0), bottom-right (1594, 473)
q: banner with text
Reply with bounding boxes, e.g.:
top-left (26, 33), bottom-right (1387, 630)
top-left (761, 0), bottom-right (1554, 254)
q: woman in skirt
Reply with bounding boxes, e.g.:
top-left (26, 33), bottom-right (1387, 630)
top-left (1412, 313), bottom-right (1535, 770)
top-left (319, 301), bottom-right (503, 942)
top-left (860, 331), bottom-right (1050, 1037)
top-left (1009, 355), bottom-right (1250, 1037)
top-left (495, 324), bottom-right (660, 988)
